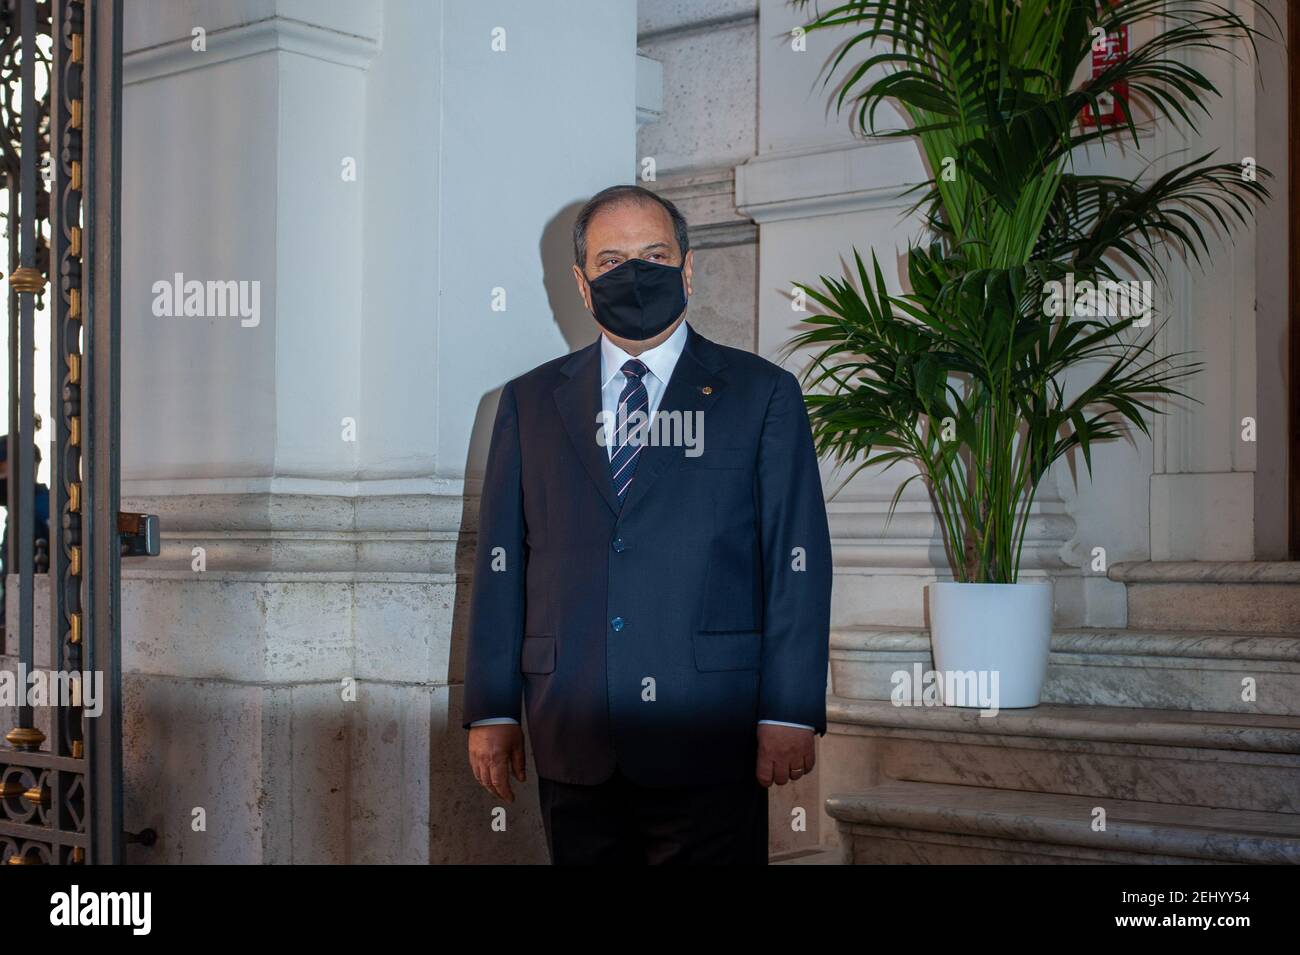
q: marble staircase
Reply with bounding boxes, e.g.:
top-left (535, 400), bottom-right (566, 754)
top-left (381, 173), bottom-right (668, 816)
top-left (821, 561), bottom-right (1300, 863)
top-left (827, 781), bottom-right (1300, 864)
top-left (1116, 560), bottom-right (1300, 635)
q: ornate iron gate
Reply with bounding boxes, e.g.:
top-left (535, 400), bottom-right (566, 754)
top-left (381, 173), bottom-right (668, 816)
top-left (1, 0), bottom-right (123, 865)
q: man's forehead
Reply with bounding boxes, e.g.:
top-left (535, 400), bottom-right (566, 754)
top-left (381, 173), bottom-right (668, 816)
top-left (587, 199), bottom-right (672, 236)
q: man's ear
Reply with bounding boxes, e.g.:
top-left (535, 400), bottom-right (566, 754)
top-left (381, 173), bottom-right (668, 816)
top-left (573, 263), bottom-right (593, 312)
top-left (683, 249), bottom-right (694, 297)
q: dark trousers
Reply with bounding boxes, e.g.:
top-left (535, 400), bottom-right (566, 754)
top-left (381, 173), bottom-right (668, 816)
top-left (537, 766), bottom-right (769, 864)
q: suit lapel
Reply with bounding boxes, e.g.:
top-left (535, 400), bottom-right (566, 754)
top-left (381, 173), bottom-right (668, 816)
top-left (553, 323), bottom-right (730, 522)
top-left (617, 323), bottom-right (728, 520)
top-left (554, 337), bottom-right (624, 517)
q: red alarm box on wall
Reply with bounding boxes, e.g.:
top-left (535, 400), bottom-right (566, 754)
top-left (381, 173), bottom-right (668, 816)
top-left (1081, 7), bottom-right (1129, 127)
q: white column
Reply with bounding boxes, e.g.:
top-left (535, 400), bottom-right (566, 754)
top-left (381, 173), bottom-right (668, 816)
top-left (1146, 0), bottom-right (1267, 561)
top-left (118, 0), bottom-right (638, 863)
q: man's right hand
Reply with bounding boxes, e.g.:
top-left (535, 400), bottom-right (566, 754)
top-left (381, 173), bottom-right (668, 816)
top-left (468, 723), bottom-right (527, 802)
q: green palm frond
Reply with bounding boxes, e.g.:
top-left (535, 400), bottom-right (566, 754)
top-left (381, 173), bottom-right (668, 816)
top-left (784, 0), bottom-right (1275, 582)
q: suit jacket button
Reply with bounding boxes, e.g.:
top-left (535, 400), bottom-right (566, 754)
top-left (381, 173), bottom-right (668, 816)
top-left (610, 616), bottom-right (624, 632)
top-left (612, 537), bottom-right (625, 552)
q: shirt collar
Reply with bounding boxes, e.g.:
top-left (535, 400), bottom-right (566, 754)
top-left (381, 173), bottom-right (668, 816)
top-left (599, 318), bottom-right (689, 390)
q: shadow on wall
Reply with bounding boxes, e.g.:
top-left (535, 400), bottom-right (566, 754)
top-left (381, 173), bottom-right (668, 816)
top-left (444, 199), bottom-right (595, 863)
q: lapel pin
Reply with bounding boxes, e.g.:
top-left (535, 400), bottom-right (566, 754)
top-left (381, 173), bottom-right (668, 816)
top-left (701, 385), bottom-right (713, 395)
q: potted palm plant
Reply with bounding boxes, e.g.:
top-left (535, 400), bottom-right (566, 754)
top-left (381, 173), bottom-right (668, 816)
top-left (785, 0), bottom-right (1274, 707)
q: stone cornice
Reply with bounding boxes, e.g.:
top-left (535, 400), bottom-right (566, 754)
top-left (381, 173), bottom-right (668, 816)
top-left (119, 488), bottom-right (476, 575)
top-left (123, 16), bottom-right (382, 87)
top-left (824, 488), bottom-right (1075, 571)
top-left (638, 8), bottom-right (757, 45)
top-left (122, 475), bottom-right (475, 499)
top-left (120, 477), bottom-right (1078, 575)
top-left (736, 138), bottom-right (926, 223)
top-left (651, 168), bottom-right (757, 248)
top-left (1109, 561), bottom-right (1300, 584)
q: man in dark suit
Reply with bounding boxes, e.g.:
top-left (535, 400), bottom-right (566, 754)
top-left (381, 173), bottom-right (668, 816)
top-left (463, 184), bottom-right (832, 864)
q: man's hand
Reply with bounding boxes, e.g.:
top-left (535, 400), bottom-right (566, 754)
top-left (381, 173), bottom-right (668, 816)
top-left (469, 724), bottom-right (526, 802)
top-left (755, 723), bottom-right (815, 787)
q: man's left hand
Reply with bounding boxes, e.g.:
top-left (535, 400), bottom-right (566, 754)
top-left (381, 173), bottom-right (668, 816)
top-left (755, 723), bottom-right (815, 787)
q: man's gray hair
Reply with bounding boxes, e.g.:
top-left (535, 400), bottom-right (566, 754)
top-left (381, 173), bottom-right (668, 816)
top-left (573, 184), bottom-right (690, 269)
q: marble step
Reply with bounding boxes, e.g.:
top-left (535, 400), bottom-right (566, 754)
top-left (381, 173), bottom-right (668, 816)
top-left (770, 846), bottom-right (845, 864)
top-left (1110, 561), bottom-right (1300, 634)
top-left (830, 626), bottom-right (1300, 715)
top-left (823, 697), bottom-right (1300, 815)
top-left (826, 780), bottom-right (1300, 864)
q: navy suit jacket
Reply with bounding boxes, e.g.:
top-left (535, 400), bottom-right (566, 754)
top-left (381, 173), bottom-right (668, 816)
top-left (462, 322), bottom-right (832, 787)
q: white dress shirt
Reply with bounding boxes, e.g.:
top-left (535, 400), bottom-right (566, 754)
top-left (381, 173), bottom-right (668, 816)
top-left (470, 319), bottom-right (812, 731)
top-left (597, 313), bottom-right (690, 459)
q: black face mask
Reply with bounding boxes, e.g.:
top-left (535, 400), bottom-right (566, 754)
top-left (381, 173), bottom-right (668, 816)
top-left (585, 258), bottom-right (687, 341)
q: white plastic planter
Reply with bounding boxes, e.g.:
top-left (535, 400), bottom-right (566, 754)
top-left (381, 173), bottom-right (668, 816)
top-left (929, 580), bottom-right (1053, 709)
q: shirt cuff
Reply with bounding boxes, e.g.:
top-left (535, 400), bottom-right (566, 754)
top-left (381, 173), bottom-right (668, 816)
top-left (469, 717), bottom-right (520, 726)
top-left (758, 719), bottom-right (814, 730)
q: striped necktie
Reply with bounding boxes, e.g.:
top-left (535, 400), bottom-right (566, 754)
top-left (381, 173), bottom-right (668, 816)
top-left (609, 358), bottom-right (649, 506)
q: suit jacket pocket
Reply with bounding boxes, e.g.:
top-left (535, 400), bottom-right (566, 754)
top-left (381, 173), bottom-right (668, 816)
top-left (520, 634), bottom-right (555, 674)
top-left (692, 630), bottom-right (760, 671)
